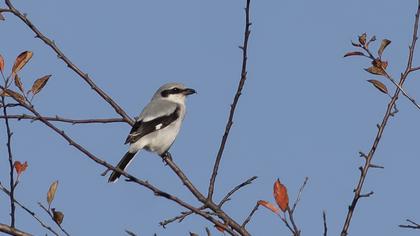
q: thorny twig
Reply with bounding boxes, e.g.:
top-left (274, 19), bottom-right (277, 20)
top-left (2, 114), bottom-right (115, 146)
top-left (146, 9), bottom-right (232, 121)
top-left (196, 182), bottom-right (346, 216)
top-left (341, 1), bottom-right (420, 235)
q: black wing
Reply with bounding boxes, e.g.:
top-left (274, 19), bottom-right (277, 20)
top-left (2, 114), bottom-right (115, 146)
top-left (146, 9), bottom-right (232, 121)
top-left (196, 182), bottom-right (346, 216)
top-left (124, 105), bottom-right (180, 144)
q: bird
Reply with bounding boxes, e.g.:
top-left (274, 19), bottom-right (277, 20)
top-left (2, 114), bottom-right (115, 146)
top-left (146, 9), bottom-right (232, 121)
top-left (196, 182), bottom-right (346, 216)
top-left (108, 82), bottom-right (196, 182)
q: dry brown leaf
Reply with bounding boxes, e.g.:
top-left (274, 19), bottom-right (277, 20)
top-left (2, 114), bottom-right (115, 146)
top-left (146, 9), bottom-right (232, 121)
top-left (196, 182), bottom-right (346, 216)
top-left (358, 33), bottom-right (367, 45)
top-left (14, 74), bottom-right (25, 93)
top-left (14, 161), bottom-right (28, 176)
top-left (12, 51), bottom-right (33, 74)
top-left (30, 75), bottom-right (51, 95)
top-left (344, 51), bottom-right (365, 57)
top-left (365, 66), bottom-right (385, 76)
top-left (47, 180), bottom-right (59, 207)
top-left (2, 89), bottom-right (26, 104)
top-left (378, 39), bottom-right (391, 57)
top-left (0, 54), bottom-right (4, 73)
top-left (51, 208), bottom-right (64, 225)
top-left (367, 79), bottom-right (389, 94)
top-left (274, 179), bottom-right (289, 212)
top-left (257, 200), bottom-right (280, 214)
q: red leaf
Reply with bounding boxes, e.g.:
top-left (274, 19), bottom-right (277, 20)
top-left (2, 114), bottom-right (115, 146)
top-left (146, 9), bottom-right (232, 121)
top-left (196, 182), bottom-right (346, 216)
top-left (274, 179), bottom-right (289, 212)
top-left (257, 200), bottom-right (280, 214)
top-left (14, 161), bottom-right (28, 176)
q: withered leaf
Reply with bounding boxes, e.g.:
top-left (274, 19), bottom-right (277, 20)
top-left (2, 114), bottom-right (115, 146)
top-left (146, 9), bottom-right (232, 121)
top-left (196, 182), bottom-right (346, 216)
top-left (14, 74), bottom-right (25, 93)
top-left (30, 75), bottom-right (51, 95)
top-left (257, 200), bottom-right (280, 214)
top-left (51, 208), bottom-right (64, 225)
top-left (1, 89), bottom-right (26, 104)
top-left (344, 51), bottom-right (365, 57)
top-left (0, 54), bottom-right (4, 72)
top-left (367, 79), bottom-right (388, 94)
top-left (365, 66), bottom-right (385, 76)
top-left (274, 179), bottom-right (289, 212)
top-left (214, 225), bottom-right (225, 233)
top-left (12, 51), bottom-right (33, 74)
top-left (47, 180), bottom-right (59, 207)
top-left (14, 161), bottom-right (28, 176)
top-left (358, 33), bottom-right (367, 45)
top-left (378, 39), bottom-right (391, 57)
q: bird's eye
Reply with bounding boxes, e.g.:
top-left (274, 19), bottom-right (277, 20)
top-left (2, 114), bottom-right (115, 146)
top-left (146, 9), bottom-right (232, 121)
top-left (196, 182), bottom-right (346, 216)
top-left (172, 88), bottom-right (180, 93)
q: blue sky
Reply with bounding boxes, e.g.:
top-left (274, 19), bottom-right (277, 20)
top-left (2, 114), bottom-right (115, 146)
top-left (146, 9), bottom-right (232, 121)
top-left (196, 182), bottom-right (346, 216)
top-left (1, 0), bottom-right (420, 235)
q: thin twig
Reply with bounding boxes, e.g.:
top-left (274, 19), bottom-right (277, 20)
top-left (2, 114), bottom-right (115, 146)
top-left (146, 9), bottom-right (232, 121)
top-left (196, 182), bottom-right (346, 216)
top-left (341, 1), bottom-right (420, 235)
top-left (291, 177), bottom-right (309, 213)
top-left (219, 176), bottom-right (257, 207)
top-left (399, 219), bottom-right (420, 229)
top-left (4, 0), bottom-right (134, 126)
top-left (208, 0), bottom-right (252, 201)
top-left (287, 208), bottom-right (301, 236)
top-left (0, 114), bottom-right (125, 124)
top-left (0, 182), bottom-right (59, 236)
top-left (323, 211), bottom-right (327, 236)
top-left (2, 97), bottom-right (16, 227)
top-left (159, 206), bottom-right (206, 228)
top-left (241, 204), bottom-right (259, 228)
top-left (0, 223), bottom-right (32, 236)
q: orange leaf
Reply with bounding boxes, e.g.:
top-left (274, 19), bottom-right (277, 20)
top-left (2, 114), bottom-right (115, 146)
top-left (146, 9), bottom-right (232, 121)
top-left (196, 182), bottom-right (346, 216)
top-left (0, 54), bottom-right (4, 73)
top-left (367, 79), bottom-right (389, 94)
top-left (14, 161), bottom-right (28, 176)
top-left (274, 179), bottom-right (289, 212)
top-left (257, 200), bottom-right (280, 214)
top-left (12, 51), bottom-right (33, 75)
top-left (343, 51), bottom-right (365, 57)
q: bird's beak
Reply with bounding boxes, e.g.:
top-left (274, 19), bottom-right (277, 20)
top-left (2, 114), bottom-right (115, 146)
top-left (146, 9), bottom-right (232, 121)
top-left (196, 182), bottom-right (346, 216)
top-left (182, 88), bottom-right (196, 96)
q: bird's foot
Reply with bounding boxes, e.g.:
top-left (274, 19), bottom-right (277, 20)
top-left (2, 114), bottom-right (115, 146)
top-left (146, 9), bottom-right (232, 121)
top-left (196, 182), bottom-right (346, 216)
top-left (161, 152), bottom-right (173, 165)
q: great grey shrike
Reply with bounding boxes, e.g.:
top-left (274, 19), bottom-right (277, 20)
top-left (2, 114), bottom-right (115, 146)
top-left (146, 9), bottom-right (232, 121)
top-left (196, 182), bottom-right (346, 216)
top-left (108, 82), bottom-right (196, 182)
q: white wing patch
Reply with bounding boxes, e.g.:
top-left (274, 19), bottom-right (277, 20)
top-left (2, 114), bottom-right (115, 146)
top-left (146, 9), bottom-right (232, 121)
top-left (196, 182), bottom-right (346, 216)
top-left (155, 123), bottom-right (163, 130)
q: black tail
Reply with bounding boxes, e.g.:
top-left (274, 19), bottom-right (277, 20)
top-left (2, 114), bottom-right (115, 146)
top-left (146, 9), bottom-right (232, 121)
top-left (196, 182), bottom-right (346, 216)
top-left (108, 152), bottom-right (136, 182)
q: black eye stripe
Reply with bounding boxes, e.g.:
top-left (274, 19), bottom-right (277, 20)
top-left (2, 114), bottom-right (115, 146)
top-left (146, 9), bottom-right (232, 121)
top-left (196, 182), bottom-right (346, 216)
top-left (160, 87), bottom-right (183, 97)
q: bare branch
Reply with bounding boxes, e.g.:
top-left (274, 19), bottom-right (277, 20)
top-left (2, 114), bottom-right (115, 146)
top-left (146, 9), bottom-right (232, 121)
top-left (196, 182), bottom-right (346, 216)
top-left (208, 0), bottom-right (252, 201)
top-left (219, 176), bottom-right (257, 207)
top-left (323, 211), bottom-right (327, 236)
top-left (241, 203), bottom-right (259, 228)
top-left (291, 177), bottom-right (309, 213)
top-left (399, 219), bottom-right (420, 229)
top-left (2, 97), bottom-right (16, 227)
top-left (340, 1), bottom-right (420, 235)
top-left (0, 183), bottom-right (59, 236)
top-left (3, 0), bottom-right (134, 125)
top-left (0, 114), bottom-right (125, 124)
top-left (0, 223), bottom-right (32, 236)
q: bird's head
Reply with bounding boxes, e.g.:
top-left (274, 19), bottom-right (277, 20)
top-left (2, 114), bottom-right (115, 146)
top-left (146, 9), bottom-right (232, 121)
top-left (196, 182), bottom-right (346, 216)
top-left (153, 82), bottom-right (196, 104)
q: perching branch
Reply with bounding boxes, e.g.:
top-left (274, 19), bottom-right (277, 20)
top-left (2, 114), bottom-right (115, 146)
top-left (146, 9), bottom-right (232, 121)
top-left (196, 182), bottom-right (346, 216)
top-left (0, 114), bottom-right (125, 124)
top-left (340, 1), bottom-right (420, 235)
top-left (0, 223), bottom-right (32, 236)
top-left (3, 0), bottom-right (134, 126)
top-left (208, 0), bottom-right (252, 201)
top-left (0, 182), bottom-right (59, 236)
